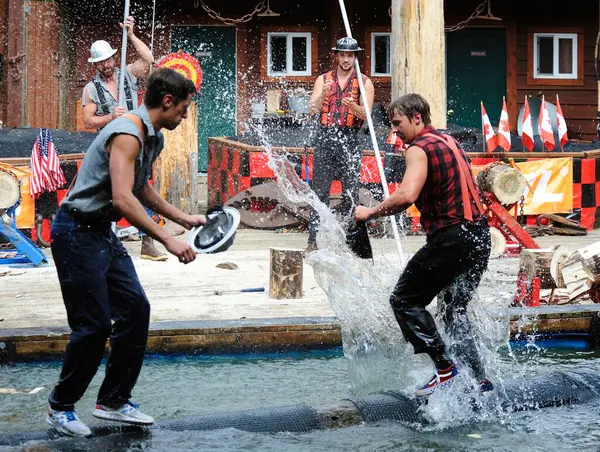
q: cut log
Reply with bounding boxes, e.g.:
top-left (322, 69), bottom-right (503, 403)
top-left (489, 227), bottom-right (507, 257)
top-left (578, 241), bottom-right (600, 281)
top-left (519, 248), bottom-right (556, 290)
top-left (550, 245), bottom-right (573, 288)
top-left (560, 250), bottom-right (593, 300)
top-left (476, 163), bottom-right (527, 205)
top-left (269, 248), bottom-right (303, 299)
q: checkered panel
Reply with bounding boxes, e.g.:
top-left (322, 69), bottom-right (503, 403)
top-left (207, 140), bottom-right (250, 207)
top-left (572, 158), bottom-right (600, 230)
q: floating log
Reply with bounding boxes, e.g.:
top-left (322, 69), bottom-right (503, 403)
top-left (269, 247), bottom-right (303, 299)
top-left (519, 248), bottom-right (556, 290)
top-left (476, 163), bottom-right (526, 205)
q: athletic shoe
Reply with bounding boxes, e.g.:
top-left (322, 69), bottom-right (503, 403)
top-left (93, 401), bottom-right (154, 425)
top-left (479, 379), bottom-right (494, 392)
top-left (415, 363), bottom-right (459, 397)
top-left (46, 408), bottom-right (92, 437)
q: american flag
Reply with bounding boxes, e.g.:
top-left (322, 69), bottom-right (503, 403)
top-left (30, 129), bottom-right (66, 199)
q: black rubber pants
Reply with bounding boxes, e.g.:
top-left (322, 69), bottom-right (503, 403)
top-left (389, 220), bottom-right (491, 379)
top-left (308, 127), bottom-right (362, 242)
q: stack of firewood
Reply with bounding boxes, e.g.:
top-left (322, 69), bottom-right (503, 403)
top-left (548, 242), bottom-right (600, 302)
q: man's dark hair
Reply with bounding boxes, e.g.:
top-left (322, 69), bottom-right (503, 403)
top-left (144, 68), bottom-right (196, 108)
top-left (387, 93), bottom-right (432, 126)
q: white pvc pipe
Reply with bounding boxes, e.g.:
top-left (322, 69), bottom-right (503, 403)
top-left (337, 0), bottom-right (406, 266)
top-left (118, 0), bottom-right (131, 108)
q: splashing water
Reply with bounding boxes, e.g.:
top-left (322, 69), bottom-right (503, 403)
top-left (259, 125), bottom-right (550, 428)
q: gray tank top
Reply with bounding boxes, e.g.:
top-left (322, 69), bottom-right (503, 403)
top-left (61, 104), bottom-right (164, 221)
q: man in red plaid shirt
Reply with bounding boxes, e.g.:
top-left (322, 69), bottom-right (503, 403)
top-left (355, 93), bottom-right (493, 397)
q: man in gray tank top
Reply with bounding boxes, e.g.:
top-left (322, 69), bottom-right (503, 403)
top-left (81, 16), bottom-right (169, 261)
top-left (46, 68), bottom-right (202, 437)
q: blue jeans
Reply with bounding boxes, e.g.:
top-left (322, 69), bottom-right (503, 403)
top-left (48, 208), bottom-right (150, 411)
top-left (137, 207), bottom-right (156, 239)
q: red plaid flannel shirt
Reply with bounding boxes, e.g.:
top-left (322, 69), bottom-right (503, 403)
top-left (411, 125), bottom-right (484, 236)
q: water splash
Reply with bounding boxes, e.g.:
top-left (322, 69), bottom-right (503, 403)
top-left (258, 124), bottom-right (546, 428)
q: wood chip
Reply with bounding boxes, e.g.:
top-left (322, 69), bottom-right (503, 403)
top-left (216, 262), bottom-right (239, 270)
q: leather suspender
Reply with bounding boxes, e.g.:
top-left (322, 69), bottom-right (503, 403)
top-left (423, 133), bottom-right (485, 222)
top-left (123, 76), bottom-right (134, 111)
top-left (93, 80), bottom-right (110, 116)
top-left (92, 69), bottom-right (135, 116)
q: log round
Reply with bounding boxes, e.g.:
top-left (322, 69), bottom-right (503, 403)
top-left (269, 247), bottom-right (304, 299)
top-left (550, 245), bottom-right (573, 289)
top-left (0, 170), bottom-right (20, 210)
top-left (489, 227), bottom-right (507, 257)
top-left (476, 163), bottom-right (526, 205)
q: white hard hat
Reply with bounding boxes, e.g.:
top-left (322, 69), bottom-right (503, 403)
top-left (88, 40), bottom-right (117, 63)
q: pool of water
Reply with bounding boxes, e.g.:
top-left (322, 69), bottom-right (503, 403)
top-left (1, 348), bottom-right (599, 451)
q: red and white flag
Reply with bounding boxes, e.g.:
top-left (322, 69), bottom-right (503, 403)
top-left (30, 128), bottom-right (66, 199)
top-left (481, 102), bottom-right (497, 153)
top-left (556, 94), bottom-right (568, 148)
top-left (538, 96), bottom-right (556, 151)
top-left (497, 97), bottom-right (511, 152)
top-left (386, 131), bottom-right (406, 153)
top-left (521, 96), bottom-right (535, 151)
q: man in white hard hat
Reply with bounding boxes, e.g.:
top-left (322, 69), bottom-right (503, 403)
top-left (82, 16), bottom-right (169, 261)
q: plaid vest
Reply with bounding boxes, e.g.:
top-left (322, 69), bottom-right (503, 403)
top-left (320, 70), bottom-right (365, 129)
top-left (412, 126), bottom-right (484, 235)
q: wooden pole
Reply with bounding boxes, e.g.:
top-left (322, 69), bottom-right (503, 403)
top-left (391, 0), bottom-right (446, 128)
top-left (118, 0), bottom-right (131, 108)
top-left (269, 248), bottom-right (303, 299)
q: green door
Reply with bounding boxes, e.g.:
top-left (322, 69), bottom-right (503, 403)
top-left (446, 28), bottom-right (507, 129)
top-left (171, 26), bottom-right (236, 172)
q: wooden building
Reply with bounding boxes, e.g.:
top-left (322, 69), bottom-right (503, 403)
top-left (1, 0), bottom-right (599, 170)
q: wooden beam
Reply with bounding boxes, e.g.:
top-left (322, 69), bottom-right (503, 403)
top-left (6, 0), bottom-right (26, 127)
top-left (391, 0), bottom-right (446, 127)
top-left (57, 0), bottom-right (73, 130)
top-left (506, 22), bottom-right (518, 132)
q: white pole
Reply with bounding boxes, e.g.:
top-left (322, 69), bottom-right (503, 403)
top-left (150, 0), bottom-right (157, 54)
top-left (337, 0), bottom-right (406, 266)
top-left (118, 0), bottom-right (131, 108)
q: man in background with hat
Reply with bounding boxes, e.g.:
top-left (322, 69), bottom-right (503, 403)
top-left (82, 15), bottom-right (169, 261)
top-left (306, 37), bottom-right (374, 252)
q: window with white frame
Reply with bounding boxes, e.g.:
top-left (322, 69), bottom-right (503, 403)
top-left (267, 32), bottom-right (312, 77)
top-left (371, 32), bottom-right (391, 76)
top-left (533, 33), bottom-right (578, 79)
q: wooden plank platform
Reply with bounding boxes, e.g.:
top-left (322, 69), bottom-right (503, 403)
top-left (1, 308), bottom-right (599, 362)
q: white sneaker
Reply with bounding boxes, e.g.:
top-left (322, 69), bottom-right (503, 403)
top-left (46, 408), bottom-right (92, 437)
top-left (93, 402), bottom-right (154, 425)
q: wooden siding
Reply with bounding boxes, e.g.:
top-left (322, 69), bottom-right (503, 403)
top-left (44, 0), bottom-right (600, 140)
top-left (517, 25), bottom-right (598, 141)
top-left (26, 1), bottom-right (60, 128)
top-left (0, 0), bottom-right (6, 125)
